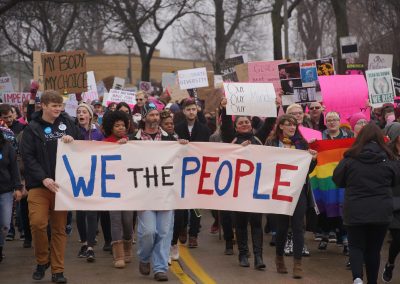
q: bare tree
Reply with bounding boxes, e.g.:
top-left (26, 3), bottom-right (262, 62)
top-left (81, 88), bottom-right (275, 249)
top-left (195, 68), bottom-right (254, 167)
top-left (104, 0), bottom-right (196, 81)
top-left (0, 0), bottom-right (94, 15)
top-left (330, 0), bottom-right (349, 74)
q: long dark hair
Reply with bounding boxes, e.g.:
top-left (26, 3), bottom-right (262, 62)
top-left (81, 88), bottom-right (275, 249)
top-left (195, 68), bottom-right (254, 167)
top-left (267, 114), bottom-right (308, 149)
top-left (345, 123), bottom-right (395, 159)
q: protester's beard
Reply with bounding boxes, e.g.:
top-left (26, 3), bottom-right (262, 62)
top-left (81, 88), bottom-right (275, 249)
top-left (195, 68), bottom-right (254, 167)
top-left (147, 121), bottom-right (159, 129)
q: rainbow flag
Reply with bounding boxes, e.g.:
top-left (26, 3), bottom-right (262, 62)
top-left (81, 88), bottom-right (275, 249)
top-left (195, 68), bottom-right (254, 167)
top-left (309, 138), bottom-right (355, 217)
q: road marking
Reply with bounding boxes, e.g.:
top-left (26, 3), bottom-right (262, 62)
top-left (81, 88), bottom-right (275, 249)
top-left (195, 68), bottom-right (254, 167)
top-left (170, 261), bottom-right (196, 284)
top-left (179, 245), bottom-right (217, 284)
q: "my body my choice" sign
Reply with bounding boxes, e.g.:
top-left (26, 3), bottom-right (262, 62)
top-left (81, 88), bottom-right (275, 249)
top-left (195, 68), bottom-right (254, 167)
top-left (55, 141), bottom-right (311, 215)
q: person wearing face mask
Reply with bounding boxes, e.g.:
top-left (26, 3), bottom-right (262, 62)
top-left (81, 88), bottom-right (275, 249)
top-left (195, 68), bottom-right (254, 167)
top-left (266, 115), bottom-right (317, 279)
top-left (308, 102), bottom-right (326, 132)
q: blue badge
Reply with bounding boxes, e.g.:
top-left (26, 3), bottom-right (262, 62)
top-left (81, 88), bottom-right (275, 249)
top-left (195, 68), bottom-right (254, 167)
top-left (0, 153), bottom-right (2, 160)
top-left (44, 127), bottom-right (52, 134)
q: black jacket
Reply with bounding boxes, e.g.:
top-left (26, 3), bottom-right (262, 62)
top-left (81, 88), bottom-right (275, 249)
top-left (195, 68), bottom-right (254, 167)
top-left (333, 142), bottom-right (399, 226)
top-left (175, 119), bottom-right (210, 142)
top-left (0, 141), bottom-right (22, 194)
top-left (20, 112), bottom-right (82, 190)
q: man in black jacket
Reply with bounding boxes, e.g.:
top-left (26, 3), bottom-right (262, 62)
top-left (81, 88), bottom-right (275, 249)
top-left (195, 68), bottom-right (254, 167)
top-left (20, 90), bottom-right (81, 284)
top-left (0, 104), bottom-right (25, 136)
top-left (174, 99), bottom-right (211, 248)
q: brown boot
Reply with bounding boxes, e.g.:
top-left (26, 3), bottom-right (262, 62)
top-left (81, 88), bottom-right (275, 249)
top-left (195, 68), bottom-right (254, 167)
top-left (275, 256), bottom-right (288, 274)
top-left (112, 241), bottom-right (125, 268)
top-left (293, 258), bottom-right (303, 279)
top-left (123, 239), bottom-right (132, 263)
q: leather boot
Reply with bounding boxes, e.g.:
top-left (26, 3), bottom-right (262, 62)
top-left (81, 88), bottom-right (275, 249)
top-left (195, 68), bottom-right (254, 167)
top-left (293, 258), bottom-right (303, 279)
top-left (123, 239), bottom-right (132, 263)
top-left (254, 255), bottom-right (266, 270)
top-left (239, 254), bottom-right (250, 267)
top-left (275, 256), bottom-right (288, 274)
top-left (112, 241), bottom-right (125, 268)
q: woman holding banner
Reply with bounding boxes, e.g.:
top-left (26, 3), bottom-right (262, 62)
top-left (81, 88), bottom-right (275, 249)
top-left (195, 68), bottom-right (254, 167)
top-left (219, 98), bottom-right (276, 270)
top-left (266, 114), bottom-right (317, 279)
top-left (333, 123), bottom-right (399, 284)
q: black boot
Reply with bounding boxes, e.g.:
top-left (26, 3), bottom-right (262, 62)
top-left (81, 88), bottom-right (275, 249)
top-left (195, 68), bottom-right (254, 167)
top-left (224, 240), bottom-right (234, 255)
top-left (254, 255), bottom-right (266, 270)
top-left (239, 254), bottom-right (250, 267)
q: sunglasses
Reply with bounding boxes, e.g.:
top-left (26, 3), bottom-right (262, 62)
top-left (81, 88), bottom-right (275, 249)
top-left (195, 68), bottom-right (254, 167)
top-left (309, 106), bottom-right (321, 110)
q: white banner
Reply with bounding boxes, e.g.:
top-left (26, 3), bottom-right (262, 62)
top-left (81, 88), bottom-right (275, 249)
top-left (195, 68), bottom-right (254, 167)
top-left (105, 89), bottom-right (136, 108)
top-left (224, 83), bottom-right (277, 117)
top-left (366, 68), bottom-right (395, 107)
top-left (1, 92), bottom-right (30, 105)
top-left (178, 67), bottom-right (209, 90)
top-left (55, 141), bottom-right (312, 215)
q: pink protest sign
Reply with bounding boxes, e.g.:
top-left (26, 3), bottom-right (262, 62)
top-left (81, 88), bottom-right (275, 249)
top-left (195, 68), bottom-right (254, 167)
top-left (248, 60), bottom-right (286, 94)
top-left (299, 125), bottom-right (322, 142)
top-left (319, 75), bottom-right (369, 123)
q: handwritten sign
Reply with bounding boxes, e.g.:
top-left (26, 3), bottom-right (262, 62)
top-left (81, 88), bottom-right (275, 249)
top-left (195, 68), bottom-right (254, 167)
top-left (248, 60), bottom-right (286, 94)
top-left (223, 83), bottom-right (277, 117)
top-left (42, 50), bottom-right (87, 93)
top-left (0, 76), bottom-right (14, 93)
top-left (178, 67), bottom-right (209, 90)
top-left (1, 92), bottom-right (30, 105)
top-left (55, 141), bottom-right (312, 215)
top-left (368, 54), bottom-right (393, 70)
top-left (104, 89), bottom-right (136, 108)
top-left (365, 68), bottom-right (395, 107)
top-left (112, 77), bottom-right (125, 90)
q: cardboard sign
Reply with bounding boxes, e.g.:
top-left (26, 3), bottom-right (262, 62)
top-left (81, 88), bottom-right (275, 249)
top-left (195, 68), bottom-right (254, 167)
top-left (42, 50), bottom-right (87, 93)
top-left (319, 75), bottom-right (369, 123)
top-left (178, 67), bottom-right (209, 90)
top-left (139, 81), bottom-right (154, 93)
top-left (33, 51), bottom-right (45, 91)
top-left (55, 140), bottom-right (312, 215)
top-left (340, 36), bottom-right (358, 59)
top-left (365, 68), bottom-right (395, 107)
top-left (220, 56), bottom-right (244, 82)
top-left (235, 63), bottom-right (249, 82)
top-left (224, 83), bottom-right (277, 117)
top-left (368, 54), bottom-right (394, 70)
top-left (112, 77), bottom-right (125, 90)
top-left (1, 92), bottom-right (30, 105)
top-left (104, 89), bottom-right (136, 108)
top-left (0, 76), bottom-right (14, 93)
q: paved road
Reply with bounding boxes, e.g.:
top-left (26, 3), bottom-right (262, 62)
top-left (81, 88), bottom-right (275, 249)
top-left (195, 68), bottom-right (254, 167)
top-left (0, 212), bottom-right (398, 284)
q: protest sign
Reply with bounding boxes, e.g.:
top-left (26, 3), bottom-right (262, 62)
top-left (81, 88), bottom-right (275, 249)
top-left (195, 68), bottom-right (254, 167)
top-left (139, 81), bottom-right (154, 93)
top-left (55, 140), bottom-right (312, 215)
top-left (319, 75), bottom-right (369, 123)
top-left (235, 63), bottom-right (249, 82)
top-left (230, 53), bottom-right (248, 63)
top-left (214, 75), bottom-right (224, 88)
top-left (340, 36), bottom-right (358, 59)
top-left (42, 50), bottom-right (87, 93)
top-left (33, 51), bottom-right (45, 91)
top-left (394, 77), bottom-right (400, 97)
top-left (178, 67), bottom-right (209, 90)
top-left (299, 125), bottom-right (322, 142)
top-left (368, 54), bottom-right (393, 70)
top-left (82, 90), bottom-right (98, 103)
top-left (247, 60), bottom-right (286, 95)
top-left (345, 63), bottom-right (365, 75)
top-left (197, 71), bottom-right (215, 100)
top-left (112, 77), bottom-right (125, 90)
top-left (162, 72), bottom-right (177, 89)
top-left (316, 58), bottom-right (335, 76)
top-left (64, 95), bottom-right (79, 118)
top-left (0, 76), bottom-right (14, 93)
top-left (220, 56), bottom-right (244, 82)
top-left (1, 92), bottom-right (30, 105)
top-left (300, 61), bottom-right (318, 87)
top-left (104, 89), bottom-right (136, 108)
top-left (86, 71), bottom-right (97, 92)
top-left (223, 83), bottom-right (277, 117)
top-left (365, 68), bottom-right (395, 107)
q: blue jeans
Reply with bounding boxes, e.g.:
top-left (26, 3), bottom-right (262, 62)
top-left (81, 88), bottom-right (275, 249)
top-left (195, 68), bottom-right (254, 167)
top-left (137, 210), bottom-right (174, 273)
top-left (0, 192), bottom-right (14, 246)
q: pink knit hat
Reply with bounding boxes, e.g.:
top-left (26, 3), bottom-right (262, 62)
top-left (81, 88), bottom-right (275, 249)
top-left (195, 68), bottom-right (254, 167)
top-left (348, 112), bottom-right (368, 130)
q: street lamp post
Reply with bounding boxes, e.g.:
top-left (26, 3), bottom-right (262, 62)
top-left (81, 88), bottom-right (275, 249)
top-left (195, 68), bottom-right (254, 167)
top-left (126, 37), bottom-right (133, 84)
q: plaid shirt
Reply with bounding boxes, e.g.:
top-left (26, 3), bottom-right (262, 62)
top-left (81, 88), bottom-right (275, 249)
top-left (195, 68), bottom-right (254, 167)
top-left (137, 128), bottom-right (163, 141)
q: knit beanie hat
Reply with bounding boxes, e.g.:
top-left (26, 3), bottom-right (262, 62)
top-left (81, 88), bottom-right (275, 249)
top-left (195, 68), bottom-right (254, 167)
top-left (348, 112), bottom-right (367, 130)
top-left (141, 102), bottom-right (158, 119)
top-left (385, 122), bottom-right (400, 141)
top-left (77, 102), bottom-right (94, 119)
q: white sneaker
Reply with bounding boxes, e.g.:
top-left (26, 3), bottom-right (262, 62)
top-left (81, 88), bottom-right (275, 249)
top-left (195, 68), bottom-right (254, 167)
top-left (170, 244), bottom-right (179, 261)
top-left (353, 278), bottom-right (363, 284)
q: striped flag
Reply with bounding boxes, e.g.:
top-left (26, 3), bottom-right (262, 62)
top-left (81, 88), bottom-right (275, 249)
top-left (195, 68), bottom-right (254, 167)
top-left (309, 138), bottom-right (355, 217)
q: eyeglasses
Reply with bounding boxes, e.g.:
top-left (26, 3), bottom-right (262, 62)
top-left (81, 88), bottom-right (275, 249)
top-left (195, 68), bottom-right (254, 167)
top-left (309, 106), bottom-right (321, 110)
top-left (288, 112), bottom-right (303, 116)
top-left (356, 120), bottom-right (368, 126)
top-left (326, 119), bottom-right (340, 123)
